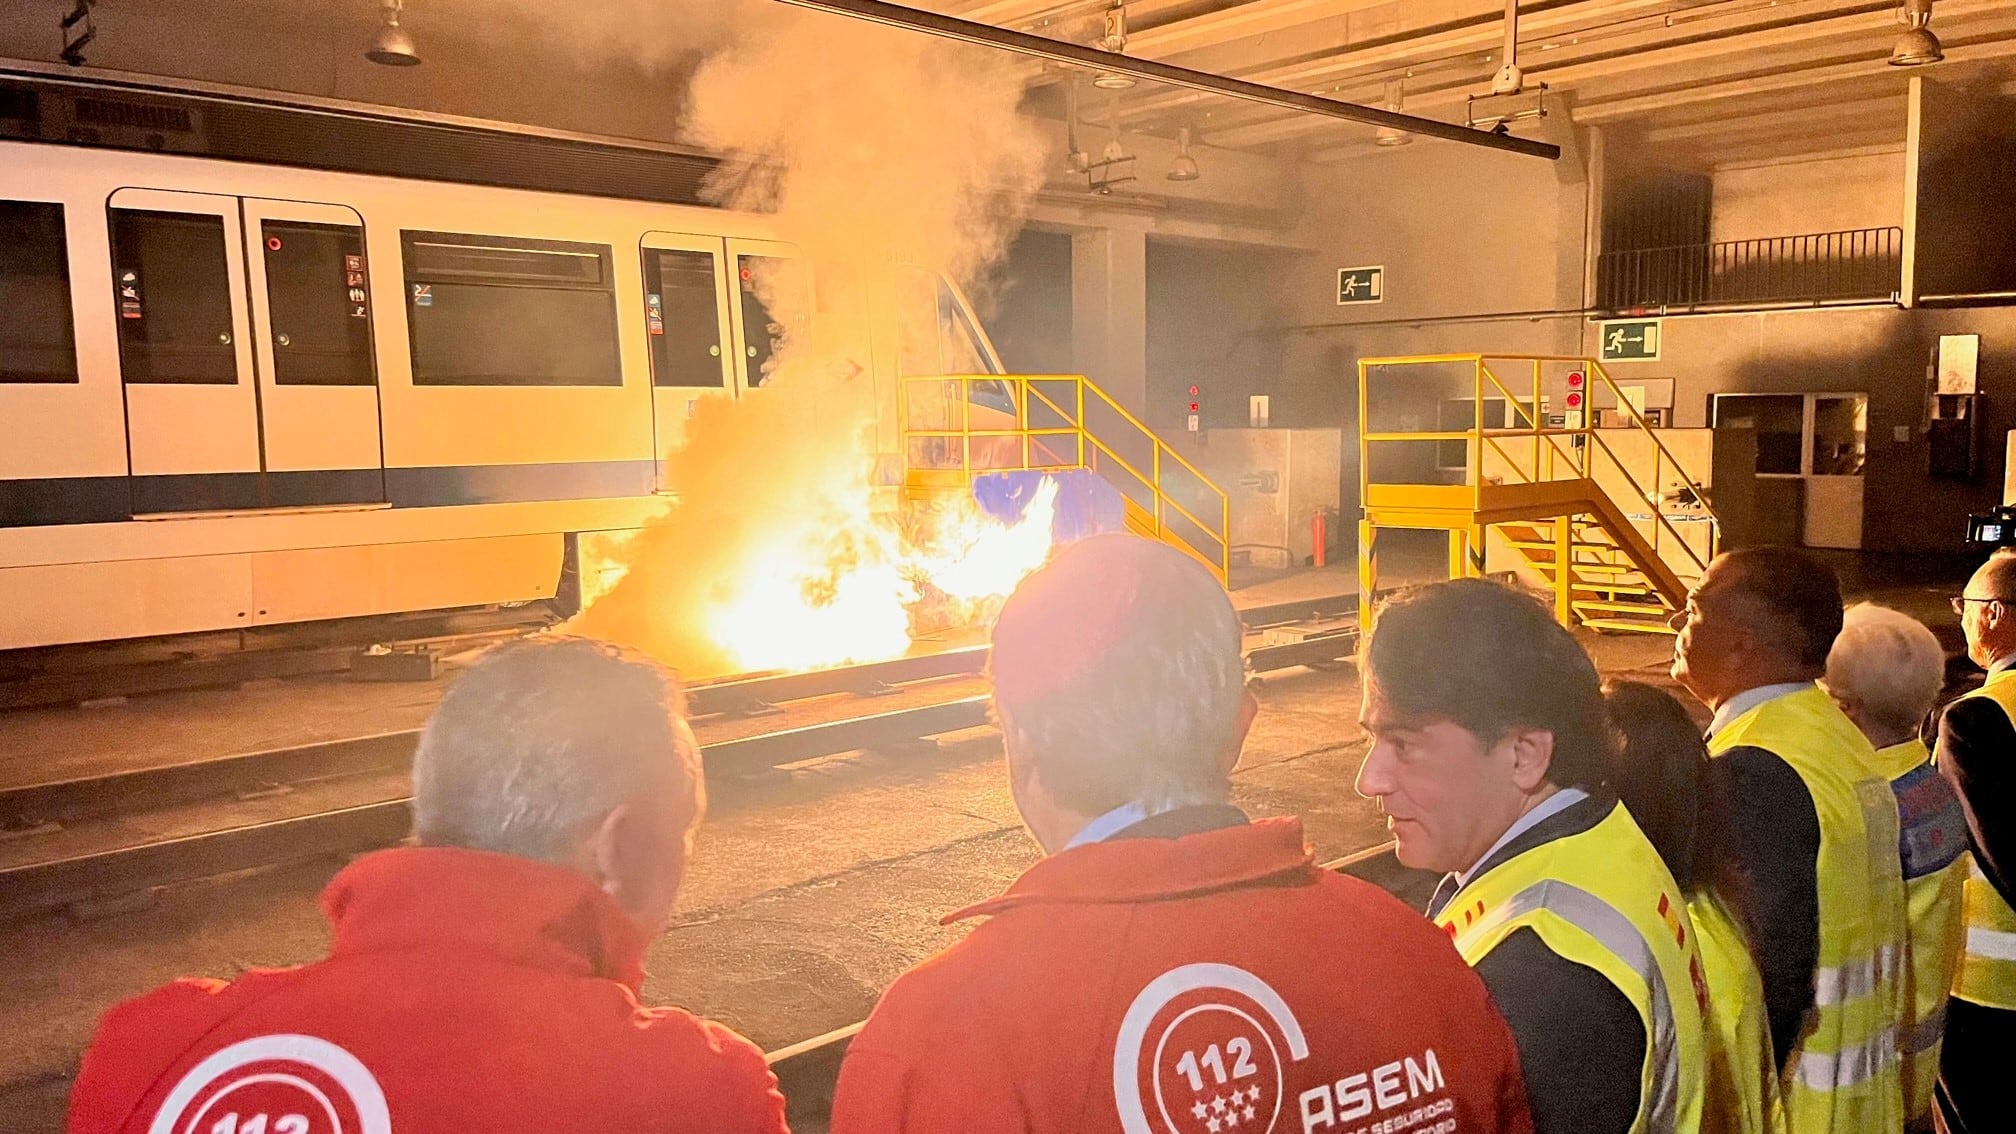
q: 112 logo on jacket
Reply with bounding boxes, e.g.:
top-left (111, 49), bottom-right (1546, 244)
top-left (147, 1035), bottom-right (391, 1134)
top-left (1112, 963), bottom-right (1455, 1134)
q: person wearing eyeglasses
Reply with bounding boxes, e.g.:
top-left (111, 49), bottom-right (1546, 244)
top-left (1934, 549), bottom-right (2016, 1134)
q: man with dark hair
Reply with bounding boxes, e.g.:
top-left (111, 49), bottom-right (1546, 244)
top-left (1933, 548), bottom-right (2016, 1133)
top-left (68, 637), bottom-right (788, 1134)
top-left (833, 535), bottom-right (1534, 1134)
top-left (1356, 577), bottom-right (1707, 1134)
top-left (1672, 548), bottom-right (1907, 1134)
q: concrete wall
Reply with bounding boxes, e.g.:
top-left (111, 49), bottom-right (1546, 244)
top-left (1601, 306), bottom-right (2016, 552)
top-left (1710, 150), bottom-right (1905, 243)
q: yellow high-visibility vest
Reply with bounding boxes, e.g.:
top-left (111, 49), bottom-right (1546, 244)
top-left (1709, 684), bottom-right (1906, 1134)
top-left (1688, 887), bottom-right (1786, 1134)
top-left (1438, 800), bottom-right (1706, 1134)
top-left (1868, 737), bottom-right (1966, 1123)
top-left (1946, 670), bottom-right (2016, 1013)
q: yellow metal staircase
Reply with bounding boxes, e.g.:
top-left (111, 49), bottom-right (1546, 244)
top-left (900, 374), bottom-right (1231, 584)
top-left (1358, 354), bottom-right (1717, 632)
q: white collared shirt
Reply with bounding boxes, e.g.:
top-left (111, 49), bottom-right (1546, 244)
top-left (1456, 786), bottom-right (1591, 888)
top-left (1062, 801), bottom-right (1163, 851)
top-left (1706, 681), bottom-right (1814, 740)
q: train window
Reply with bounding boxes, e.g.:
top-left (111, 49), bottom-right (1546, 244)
top-left (401, 230), bottom-right (621, 387)
top-left (642, 248), bottom-right (724, 388)
top-left (736, 255), bottom-right (809, 387)
top-left (262, 220), bottom-right (374, 386)
top-left (109, 209), bottom-right (237, 384)
top-left (0, 201), bottom-right (78, 384)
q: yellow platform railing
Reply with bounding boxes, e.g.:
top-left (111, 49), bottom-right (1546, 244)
top-left (901, 374), bottom-right (1231, 585)
top-left (1357, 353), bottom-right (1719, 627)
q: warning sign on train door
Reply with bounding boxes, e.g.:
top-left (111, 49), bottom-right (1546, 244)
top-left (1599, 318), bottom-right (1662, 362)
top-left (1336, 266), bottom-right (1384, 305)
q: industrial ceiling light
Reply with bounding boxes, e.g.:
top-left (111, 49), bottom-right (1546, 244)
top-left (1374, 77), bottom-right (1413, 147)
top-left (365, 0), bottom-right (421, 67)
top-left (1889, 0), bottom-right (1944, 66)
top-left (1091, 1), bottom-right (1135, 90)
top-left (1167, 126), bottom-right (1200, 181)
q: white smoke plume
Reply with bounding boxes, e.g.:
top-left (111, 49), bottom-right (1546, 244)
top-left (562, 0), bottom-right (1052, 677)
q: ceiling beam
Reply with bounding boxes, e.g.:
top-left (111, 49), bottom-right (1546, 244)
top-left (774, 0), bottom-right (1561, 157)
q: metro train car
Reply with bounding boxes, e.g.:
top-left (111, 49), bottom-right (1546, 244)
top-left (0, 66), bottom-right (1009, 653)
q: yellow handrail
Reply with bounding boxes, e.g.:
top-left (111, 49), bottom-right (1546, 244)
top-left (1358, 353), bottom-right (1720, 627)
top-left (899, 374), bottom-right (1231, 585)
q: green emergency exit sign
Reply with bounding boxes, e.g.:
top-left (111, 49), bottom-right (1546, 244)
top-left (1336, 265), bottom-right (1384, 304)
top-left (1599, 318), bottom-right (1662, 362)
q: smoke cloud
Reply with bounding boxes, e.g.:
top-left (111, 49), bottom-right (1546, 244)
top-left (556, 0), bottom-right (1051, 677)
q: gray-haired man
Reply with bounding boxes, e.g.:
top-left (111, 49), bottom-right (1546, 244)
top-left (70, 637), bottom-right (789, 1134)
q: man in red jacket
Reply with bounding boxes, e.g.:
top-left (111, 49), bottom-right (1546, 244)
top-left (830, 533), bottom-right (1534, 1134)
top-left (67, 637), bottom-right (788, 1134)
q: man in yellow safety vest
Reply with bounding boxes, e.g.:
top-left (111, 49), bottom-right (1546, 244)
top-left (1824, 603), bottom-right (1967, 1133)
top-left (1357, 577), bottom-right (1706, 1134)
top-left (1672, 548), bottom-right (1907, 1134)
top-left (1934, 548), bottom-right (2016, 1134)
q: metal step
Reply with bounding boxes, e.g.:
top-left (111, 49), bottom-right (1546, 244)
top-left (1571, 599), bottom-right (1673, 616)
top-left (1578, 617), bottom-right (1680, 635)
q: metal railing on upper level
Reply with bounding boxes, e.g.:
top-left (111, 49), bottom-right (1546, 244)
top-left (1597, 226), bottom-right (1902, 311)
top-left (901, 374), bottom-right (1231, 584)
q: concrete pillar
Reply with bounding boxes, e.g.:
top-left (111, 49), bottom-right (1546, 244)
top-left (1070, 227), bottom-right (1149, 413)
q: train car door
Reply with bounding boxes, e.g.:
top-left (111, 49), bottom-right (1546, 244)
top-left (638, 232), bottom-right (735, 475)
top-left (723, 238), bottom-right (811, 393)
top-left (241, 199), bottom-right (385, 505)
top-left (107, 188), bottom-right (263, 512)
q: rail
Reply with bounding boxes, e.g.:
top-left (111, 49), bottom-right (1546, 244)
top-left (1596, 226), bottom-right (1902, 311)
top-left (901, 374), bottom-right (1231, 585)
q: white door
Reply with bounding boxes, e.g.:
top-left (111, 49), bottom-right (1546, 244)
top-left (108, 188), bottom-right (262, 513)
top-left (639, 232), bottom-right (736, 475)
top-left (110, 191), bottom-right (386, 512)
top-left (242, 199), bottom-right (385, 505)
top-left (1802, 394), bottom-right (1866, 549)
top-left (723, 238), bottom-right (810, 392)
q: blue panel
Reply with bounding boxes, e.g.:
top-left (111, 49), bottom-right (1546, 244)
top-left (971, 469), bottom-right (1127, 546)
top-left (386, 460), bottom-right (656, 507)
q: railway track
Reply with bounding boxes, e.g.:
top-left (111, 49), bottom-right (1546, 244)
top-left (0, 599), bottom-right (1363, 919)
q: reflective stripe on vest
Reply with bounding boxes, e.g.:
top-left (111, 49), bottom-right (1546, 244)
top-left (1793, 1027), bottom-right (1898, 1093)
top-left (1903, 999), bottom-right (1948, 1056)
top-left (1964, 924), bottom-right (2016, 961)
top-left (1453, 878), bottom-right (1681, 1134)
top-left (1947, 673), bottom-right (2016, 1011)
top-left (1812, 944), bottom-right (1901, 1006)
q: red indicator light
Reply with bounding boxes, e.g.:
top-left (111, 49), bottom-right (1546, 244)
top-left (1566, 370), bottom-right (1585, 388)
top-left (1565, 391), bottom-right (1584, 410)
top-left (1188, 385), bottom-right (1200, 396)
top-left (266, 236), bottom-right (282, 252)
top-left (1188, 401), bottom-right (1199, 412)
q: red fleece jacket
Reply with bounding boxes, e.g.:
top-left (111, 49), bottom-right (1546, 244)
top-left (831, 816), bottom-right (1535, 1134)
top-left (66, 847), bottom-right (787, 1134)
